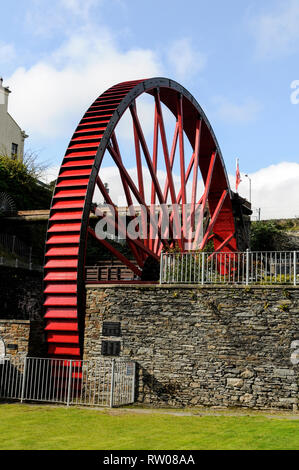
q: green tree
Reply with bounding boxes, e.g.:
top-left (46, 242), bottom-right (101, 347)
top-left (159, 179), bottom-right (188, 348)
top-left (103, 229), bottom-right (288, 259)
top-left (0, 153), bottom-right (53, 210)
top-left (250, 221), bottom-right (285, 251)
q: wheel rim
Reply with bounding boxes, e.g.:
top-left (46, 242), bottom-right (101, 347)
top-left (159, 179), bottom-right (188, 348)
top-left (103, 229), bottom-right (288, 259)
top-left (43, 77), bottom-right (238, 358)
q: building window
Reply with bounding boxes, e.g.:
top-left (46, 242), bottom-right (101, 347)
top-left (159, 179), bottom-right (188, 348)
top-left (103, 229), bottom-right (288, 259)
top-left (102, 322), bottom-right (121, 337)
top-left (101, 341), bottom-right (120, 356)
top-left (11, 143), bottom-right (18, 158)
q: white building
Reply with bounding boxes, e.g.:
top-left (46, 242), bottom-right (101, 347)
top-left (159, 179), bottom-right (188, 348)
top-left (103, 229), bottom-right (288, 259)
top-left (0, 77), bottom-right (28, 160)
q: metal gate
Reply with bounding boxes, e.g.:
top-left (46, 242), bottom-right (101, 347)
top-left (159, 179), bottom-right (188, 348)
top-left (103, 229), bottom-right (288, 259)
top-left (0, 356), bottom-right (136, 407)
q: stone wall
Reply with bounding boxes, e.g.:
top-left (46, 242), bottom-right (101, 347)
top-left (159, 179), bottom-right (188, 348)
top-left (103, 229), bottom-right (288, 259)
top-left (0, 266), bottom-right (43, 320)
top-left (0, 319), bottom-right (46, 358)
top-left (0, 320), bottom-right (30, 357)
top-left (0, 266), bottom-right (46, 357)
top-left (84, 285), bottom-right (299, 411)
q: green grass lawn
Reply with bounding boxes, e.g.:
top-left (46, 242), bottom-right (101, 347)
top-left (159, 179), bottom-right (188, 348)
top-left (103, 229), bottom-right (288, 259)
top-left (0, 403), bottom-right (298, 450)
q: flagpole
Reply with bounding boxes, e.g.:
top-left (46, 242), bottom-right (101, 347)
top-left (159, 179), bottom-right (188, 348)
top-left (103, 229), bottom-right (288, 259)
top-left (245, 174), bottom-right (251, 203)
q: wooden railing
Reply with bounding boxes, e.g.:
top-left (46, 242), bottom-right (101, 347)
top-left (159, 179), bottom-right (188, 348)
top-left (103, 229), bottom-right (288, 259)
top-left (85, 260), bottom-right (138, 282)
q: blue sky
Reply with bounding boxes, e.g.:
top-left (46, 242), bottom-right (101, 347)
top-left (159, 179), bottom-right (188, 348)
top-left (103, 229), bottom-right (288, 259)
top-left (0, 0), bottom-right (299, 218)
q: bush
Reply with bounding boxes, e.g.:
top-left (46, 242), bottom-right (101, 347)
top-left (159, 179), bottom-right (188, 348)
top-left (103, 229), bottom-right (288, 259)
top-left (0, 154), bottom-right (52, 210)
top-left (250, 221), bottom-right (286, 251)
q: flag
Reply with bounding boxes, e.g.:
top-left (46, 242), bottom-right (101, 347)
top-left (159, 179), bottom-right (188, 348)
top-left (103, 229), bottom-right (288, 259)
top-left (235, 158), bottom-right (241, 192)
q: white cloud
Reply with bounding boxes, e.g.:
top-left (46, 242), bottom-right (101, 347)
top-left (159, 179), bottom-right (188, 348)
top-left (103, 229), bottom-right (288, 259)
top-left (230, 162), bottom-right (299, 219)
top-left (101, 161), bottom-right (299, 220)
top-left (43, 161), bottom-right (298, 221)
top-left (7, 29), bottom-right (162, 139)
top-left (166, 38), bottom-right (206, 81)
top-left (42, 154), bottom-right (205, 207)
top-left (7, 29), bottom-right (204, 142)
top-left (5, 3), bottom-right (207, 143)
top-left (212, 96), bottom-right (261, 123)
top-left (251, 0), bottom-right (299, 58)
top-left (41, 165), bottom-right (61, 184)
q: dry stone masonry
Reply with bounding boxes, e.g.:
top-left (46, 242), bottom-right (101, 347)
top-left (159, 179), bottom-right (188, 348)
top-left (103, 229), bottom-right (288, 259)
top-left (84, 285), bottom-right (299, 411)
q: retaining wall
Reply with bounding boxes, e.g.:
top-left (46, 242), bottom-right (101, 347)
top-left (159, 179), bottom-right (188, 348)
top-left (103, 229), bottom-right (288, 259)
top-left (0, 319), bottom-right (45, 357)
top-left (0, 266), bottom-right (46, 357)
top-left (84, 285), bottom-right (299, 411)
top-left (0, 266), bottom-right (43, 320)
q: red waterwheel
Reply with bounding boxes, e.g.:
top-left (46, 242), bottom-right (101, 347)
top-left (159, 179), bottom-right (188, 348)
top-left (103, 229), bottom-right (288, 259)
top-left (43, 78), bottom-right (238, 359)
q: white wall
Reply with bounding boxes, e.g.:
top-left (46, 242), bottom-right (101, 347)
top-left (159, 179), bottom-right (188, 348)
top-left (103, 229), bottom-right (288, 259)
top-left (0, 80), bottom-right (28, 160)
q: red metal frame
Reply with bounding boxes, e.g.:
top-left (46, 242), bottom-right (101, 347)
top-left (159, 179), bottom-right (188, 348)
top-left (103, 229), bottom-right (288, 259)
top-left (43, 78), bottom-right (238, 359)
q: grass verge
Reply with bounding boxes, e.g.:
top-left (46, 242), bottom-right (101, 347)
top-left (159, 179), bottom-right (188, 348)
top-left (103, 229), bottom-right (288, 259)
top-left (0, 403), bottom-right (299, 450)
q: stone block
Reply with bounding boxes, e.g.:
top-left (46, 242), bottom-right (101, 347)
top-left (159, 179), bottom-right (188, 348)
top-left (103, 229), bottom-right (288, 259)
top-left (227, 378), bottom-right (244, 388)
top-left (241, 369), bottom-right (255, 379)
top-left (273, 369), bottom-right (295, 377)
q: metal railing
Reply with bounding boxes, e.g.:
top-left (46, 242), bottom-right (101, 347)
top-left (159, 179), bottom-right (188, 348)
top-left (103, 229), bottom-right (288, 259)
top-left (0, 257), bottom-right (43, 272)
top-left (160, 250), bottom-right (298, 286)
top-left (0, 233), bottom-right (32, 260)
top-left (0, 356), bottom-right (136, 407)
top-left (0, 233), bottom-right (43, 271)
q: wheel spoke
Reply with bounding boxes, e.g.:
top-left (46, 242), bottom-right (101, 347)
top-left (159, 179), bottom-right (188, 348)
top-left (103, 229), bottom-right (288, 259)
top-left (177, 94), bottom-right (187, 241)
top-left (197, 190), bottom-right (228, 250)
top-left (111, 132), bottom-right (135, 211)
top-left (107, 142), bottom-right (169, 250)
top-left (192, 150), bottom-right (217, 249)
top-left (154, 90), bottom-right (181, 249)
top-left (190, 118), bottom-right (202, 235)
top-left (200, 151), bottom-right (217, 215)
top-left (110, 133), bottom-right (146, 262)
top-left (129, 103), bottom-right (174, 242)
top-left (88, 227), bottom-right (142, 277)
top-left (154, 121), bottom-right (179, 254)
top-left (132, 103), bottom-right (145, 201)
top-left (212, 232), bottom-right (235, 253)
top-left (95, 176), bottom-right (144, 266)
top-left (92, 203), bottom-right (158, 262)
top-left (158, 121), bottom-right (200, 253)
top-left (132, 101), bottom-right (148, 248)
top-left (149, 102), bottom-right (159, 249)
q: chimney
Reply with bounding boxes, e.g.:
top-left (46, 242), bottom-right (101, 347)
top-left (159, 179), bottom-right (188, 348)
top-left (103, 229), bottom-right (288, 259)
top-left (0, 77), bottom-right (11, 112)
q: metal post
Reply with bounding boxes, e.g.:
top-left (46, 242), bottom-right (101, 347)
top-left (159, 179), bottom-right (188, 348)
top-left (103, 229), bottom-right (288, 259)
top-left (245, 174), bottom-right (251, 204)
top-left (131, 362), bottom-right (136, 404)
top-left (66, 360), bottom-right (73, 407)
top-left (20, 356), bottom-right (27, 403)
top-left (110, 359), bottom-right (115, 408)
top-left (246, 249), bottom-right (250, 286)
top-left (294, 251), bottom-right (297, 287)
top-left (201, 252), bottom-right (205, 285)
top-left (159, 252), bottom-right (163, 284)
top-left (12, 235), bottom-right (16, 254)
